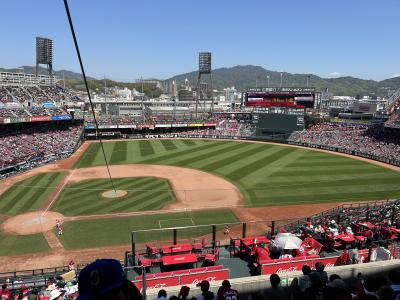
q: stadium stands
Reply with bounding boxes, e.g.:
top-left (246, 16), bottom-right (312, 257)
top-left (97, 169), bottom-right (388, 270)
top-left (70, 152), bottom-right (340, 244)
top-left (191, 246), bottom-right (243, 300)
top-left (1, 200), bottom-right (400, 299)
top-left (0, 124), bottom-right (83, 174)
top-left (289, 123), bottom-right (400, 163)
top-left (0, 85), bottom-right (82, 118)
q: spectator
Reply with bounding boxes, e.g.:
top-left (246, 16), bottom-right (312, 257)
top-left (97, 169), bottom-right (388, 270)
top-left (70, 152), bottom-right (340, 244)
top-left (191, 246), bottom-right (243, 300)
top-left (298, 265), bottom-right (312, 292)
top-left (377, 286), bottom-right (396, 300)
top-left (178, 286), bottom-right (190, 300)
top-left (217, 280), bottom-right (239, 300)
top-left (388, 270), bottom-right (400, 296)
top-left (155, 290), bottom-right (167, 300)
top-left (264, 274), bottom-right (284, 300)
top-left (196, 280), bottom-right (215, 300)
top-left (304, 272), bottom-right (324, 300)
top-left (77, 259), bottom-right (142, 300)
top-left (314, 262), bottom-right (328, 286)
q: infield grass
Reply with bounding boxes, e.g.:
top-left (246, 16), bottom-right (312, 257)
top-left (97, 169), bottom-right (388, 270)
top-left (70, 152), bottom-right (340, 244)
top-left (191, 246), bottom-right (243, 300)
top-left (58, 209), bottom-right (238, 249)
top-left (74, 139), bottom-right (400, 206)
top-left (0, 172), bottom-right (65, 215)
top-left (52, 177), bottom-right (175, 216)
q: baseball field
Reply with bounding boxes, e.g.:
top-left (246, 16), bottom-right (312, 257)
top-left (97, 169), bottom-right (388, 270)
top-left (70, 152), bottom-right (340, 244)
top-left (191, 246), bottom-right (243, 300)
top-left (0, 138), bottom-right (399, 270)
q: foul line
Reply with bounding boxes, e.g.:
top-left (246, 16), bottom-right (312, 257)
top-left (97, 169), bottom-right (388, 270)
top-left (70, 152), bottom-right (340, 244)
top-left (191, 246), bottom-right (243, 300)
top-left (42, 169), bottom-right (75, 216)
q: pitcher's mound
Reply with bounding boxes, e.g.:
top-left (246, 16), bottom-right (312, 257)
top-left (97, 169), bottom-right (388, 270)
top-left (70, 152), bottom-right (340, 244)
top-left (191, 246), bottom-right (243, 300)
top-left (1, 211), bottom-right (64, 235)
top-left (101, 190), bottom-right (128, 199)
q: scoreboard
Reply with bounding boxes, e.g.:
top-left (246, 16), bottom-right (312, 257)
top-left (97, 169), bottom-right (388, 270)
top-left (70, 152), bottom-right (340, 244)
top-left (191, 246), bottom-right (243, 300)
top-left (253, 107), bottom-right (305, 136)
top-left (245, 87), bottom-right (316, 109)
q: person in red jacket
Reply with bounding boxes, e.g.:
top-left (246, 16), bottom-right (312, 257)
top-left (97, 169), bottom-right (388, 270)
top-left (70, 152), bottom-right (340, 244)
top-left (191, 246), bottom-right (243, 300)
top-left (218, 280), bottom-right (239, 300)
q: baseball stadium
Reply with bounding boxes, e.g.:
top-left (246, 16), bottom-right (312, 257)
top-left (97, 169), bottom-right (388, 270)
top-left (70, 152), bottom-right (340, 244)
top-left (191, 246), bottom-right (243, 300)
top-left (1, 4), bottom-right (400, 299)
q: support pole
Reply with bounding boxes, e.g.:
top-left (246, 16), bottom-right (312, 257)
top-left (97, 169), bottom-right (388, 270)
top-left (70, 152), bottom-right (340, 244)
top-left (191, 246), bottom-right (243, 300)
top-left (173, 229), bottom-right (177, 245)
top-left (242, 222), bottom-right (247, 238)
top-left (131, 232), bottom-right (136, 265)
top-left (212, 225), bottom-right (217, 249)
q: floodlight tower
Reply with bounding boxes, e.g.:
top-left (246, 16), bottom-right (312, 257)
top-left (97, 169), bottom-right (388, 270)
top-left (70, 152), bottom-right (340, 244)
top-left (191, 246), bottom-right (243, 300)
top-left (36, 37), bottom-right (54, 78)
top-left (195, 52), bottom-right (213, 119)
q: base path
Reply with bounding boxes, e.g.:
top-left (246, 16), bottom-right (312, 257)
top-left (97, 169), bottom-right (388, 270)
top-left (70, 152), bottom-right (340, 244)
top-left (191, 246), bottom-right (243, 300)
top-left (68, 164), bottom-right (243, 210)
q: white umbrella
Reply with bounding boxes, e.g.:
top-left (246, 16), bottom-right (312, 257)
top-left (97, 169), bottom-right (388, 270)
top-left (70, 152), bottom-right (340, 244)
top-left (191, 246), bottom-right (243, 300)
top-left (274, 233), bottom-right (302, 249)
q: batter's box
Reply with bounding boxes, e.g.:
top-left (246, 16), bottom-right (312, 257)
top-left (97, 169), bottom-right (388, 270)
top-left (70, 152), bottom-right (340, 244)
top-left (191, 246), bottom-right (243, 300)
top-left (158, 218), bottom-right (195, 229)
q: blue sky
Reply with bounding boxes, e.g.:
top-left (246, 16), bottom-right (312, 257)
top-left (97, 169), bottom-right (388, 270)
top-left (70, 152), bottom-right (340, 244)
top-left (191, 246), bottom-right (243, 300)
top-left (1, 0), bottom-right (399, 81)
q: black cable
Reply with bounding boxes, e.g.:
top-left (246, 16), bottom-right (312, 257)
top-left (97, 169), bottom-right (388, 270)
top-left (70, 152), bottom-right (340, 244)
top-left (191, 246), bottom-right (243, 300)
top-left (63, 0), bottom-right (117, 192)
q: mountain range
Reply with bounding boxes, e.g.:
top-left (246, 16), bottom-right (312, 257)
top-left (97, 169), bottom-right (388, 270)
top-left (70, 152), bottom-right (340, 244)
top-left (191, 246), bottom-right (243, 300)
top-left (166, 65), bottom-right (400, 98)
top-left (1, 65), bottom-right (399, 97)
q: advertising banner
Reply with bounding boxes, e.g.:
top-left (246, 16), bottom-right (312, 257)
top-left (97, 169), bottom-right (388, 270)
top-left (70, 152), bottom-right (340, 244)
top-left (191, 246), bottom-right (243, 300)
top-left (51, 115), bottom-right (72, 121)
top-left (155, 124), bottom-right (172, 128)
top-left (30, 116), bottom-right (51, 122)
top-left (9, 118), bottom-right (25, 123)
top-left (261, 256), bottom-right (340, 275)
top-left (179, 269), bottom-right (229, 285)
top-left (133, 276), bottom-right (179, 293)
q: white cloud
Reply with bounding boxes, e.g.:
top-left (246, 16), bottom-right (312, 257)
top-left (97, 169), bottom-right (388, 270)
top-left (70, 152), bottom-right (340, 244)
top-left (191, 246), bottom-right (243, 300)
top-left (391, 73), bottom-right (400, 78)
top-left (329, 72), bottom-right (341, 77)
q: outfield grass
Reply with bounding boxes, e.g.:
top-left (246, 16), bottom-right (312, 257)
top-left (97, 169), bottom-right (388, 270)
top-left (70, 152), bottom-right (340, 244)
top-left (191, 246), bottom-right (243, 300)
top-left (0, 221), bottom-right (49, 256)
top-left (0, 172), bottom-right (65, 215)
top-left (52, 177), bottom-right (175, 216)
top-left (58, 209), bottom-right (238, 249)
top-left (74, 140), bottom-right (400, 206)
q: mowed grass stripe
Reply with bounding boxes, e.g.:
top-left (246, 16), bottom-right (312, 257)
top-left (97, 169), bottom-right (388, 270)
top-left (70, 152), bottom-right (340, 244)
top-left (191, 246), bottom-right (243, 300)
top-left (75, 143), bottom-right (101, 168)
top-left (16, 173), bottom-right (60, 214)
top-left (256, 181), bottom-right (400, 198)
top-left (160, 139), bottom-right (178, 151)
top-left (254, 188), bottom-right (400, 205)
top-left (254, 176), bottom-right (400, 190)
top-left (54, 178), bottom-right (175, 216)
top-left (109, 141), bottom-right (128, 164)
top-left (108, 189), bottom-right (172, 213)
top-left (138, 140), bottom-right (155, 156)
top-left (53, 178), bottom-right (157, 212)
top-left (252, 172), bottom-right (399, 186)
top-left (274, 166), bottom-right (388, 177)
top-left (227, 147), bottom-right (296, 181)
top-left (173, 142), bottom-right (247, 167)
top-left (287, 159), bottom-right (366, 167)
top-left (68, 181), bottom-right (170, 215)
top-left (201, 144), bottom-right (267, 171)
top-left (0, 173), bottom-right (47, 212)
top-left (0, 173), bottom-right (64, 215)
top-left (58, 209), bottom-right (238, 249)
top-left (0, 174), bottom-right (47, 212)
top-left (138, 141), bottom-right (222, 164)
top-left (181, 139), bottom-right (196, 146)
top-left (53, 178), bottom-right (151, 210)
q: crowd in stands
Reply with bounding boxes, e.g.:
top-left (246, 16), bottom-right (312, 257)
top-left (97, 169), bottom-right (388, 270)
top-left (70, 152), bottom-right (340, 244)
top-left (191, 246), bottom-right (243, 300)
top-left (2, 259), bottom-right (400, 299)
top-left (0, 85), bottom-right (82, 118)
top-left (289, 123), bottom-right (400, 162)
top-left (0, 125), bottom-right (82, 170)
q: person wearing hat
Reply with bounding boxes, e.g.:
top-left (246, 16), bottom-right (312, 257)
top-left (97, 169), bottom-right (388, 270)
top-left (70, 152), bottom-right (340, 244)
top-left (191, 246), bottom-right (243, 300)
top-left (196, 280), bottom-right (215, 300)
top-left (77, 259), bottom-right (142, 300)
top-left (217, 280), bottom-right (239, 300)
